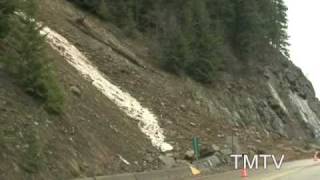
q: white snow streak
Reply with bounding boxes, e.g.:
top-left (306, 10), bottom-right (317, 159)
top-left (118, 155), bottom-right (130, 165)
top-left (40, 27), bottom-right (173, 152)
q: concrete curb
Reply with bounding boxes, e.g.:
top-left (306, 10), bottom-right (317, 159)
top-left (73, 166), bottom-right (194, 180)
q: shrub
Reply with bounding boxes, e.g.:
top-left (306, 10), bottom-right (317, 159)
top-left (0, 0), bottom-right (64, 114)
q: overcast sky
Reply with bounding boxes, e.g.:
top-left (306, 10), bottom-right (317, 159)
top-left (285, 0), bottom-right (320, 98)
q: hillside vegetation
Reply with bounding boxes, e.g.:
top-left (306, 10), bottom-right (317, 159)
top-left (70, 0), bottom-right (289, 82)
top-left (0, 0), bottom-right (64, 114)
top-left (1, 0), bottom-right (320, 179)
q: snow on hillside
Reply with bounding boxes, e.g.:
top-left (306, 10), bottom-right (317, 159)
top-left (40, 26), bottom-right (173, 152)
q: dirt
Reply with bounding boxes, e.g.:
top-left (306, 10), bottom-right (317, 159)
top-left (0, 0), bottom-right (316, 179)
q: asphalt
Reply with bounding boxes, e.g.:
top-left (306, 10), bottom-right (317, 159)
top-left (189, 159), bottom-right (320, 180)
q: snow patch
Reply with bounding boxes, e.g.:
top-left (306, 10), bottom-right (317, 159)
top-left (268, 83), bottom-right (288, 114)
top-left (118, 155), bottom-right (130, 165)
top-left (289, 91), bottom-right (320, 137)
top-left (40, 27), bottom-right (173, 152)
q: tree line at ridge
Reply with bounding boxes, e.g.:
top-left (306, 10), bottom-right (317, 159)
top-left (71, 0), bottom-right (289, 83)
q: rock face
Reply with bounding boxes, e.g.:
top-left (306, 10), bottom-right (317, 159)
top-left (289, 92), bottom-right (320, 138)
top-left (193, 57), bottom-right (320, 141)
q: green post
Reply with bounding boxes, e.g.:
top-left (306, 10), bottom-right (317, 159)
top-left (192, 137), bottom-right (200, 160)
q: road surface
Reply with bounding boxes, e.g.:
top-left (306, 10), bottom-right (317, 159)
top-left (189, 159), bottom-right (320, 180)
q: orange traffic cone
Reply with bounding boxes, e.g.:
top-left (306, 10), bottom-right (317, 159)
top-left (241, 168), bottom-right (248, 178)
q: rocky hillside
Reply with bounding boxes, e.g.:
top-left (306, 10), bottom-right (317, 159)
top-left (1, 0), bottom-right (320, 179)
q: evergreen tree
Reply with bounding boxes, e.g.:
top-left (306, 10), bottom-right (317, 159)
top-left (207, 0), bottom-right (236, 39)
top-left (161, 29), bottom-right (190, 74)
top-left (234, 0), bottom-right (267, 60)
top-left (273, 0), bottom-right (289, 57)
top-left (2, 0), bottom-right (64, 114)
top-left (185, 0), bottom-right (221, 82)
top-left (97, 0), bottom-right (109, 20)
top-left (69, 0), bottom-right (291, 82)
top-left (0, 0), bottom-right (17, 38)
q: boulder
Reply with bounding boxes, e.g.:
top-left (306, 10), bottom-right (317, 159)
top-left (70, 85), bottom-right (81, 96)
top-left (208, 155), bottom-right (221, 167)
top-left (192, 155), bottom-right (221, 170)
top-left (158, 155), bottom-right (176, 168)
top-left (211, 144), bottom-right (220, 152)
top-left (200, 146), bottom-right (215, 158)
top-left (220, 148), bottom-right (232, 156)
top-left (185, 150), bottom-right (195, 160)
top-left (310, 144), bottom-right (320, 150)
top-left (145, 153), bottom-right (154, 163)
top-left (180, 104), bottom-right (186, 111)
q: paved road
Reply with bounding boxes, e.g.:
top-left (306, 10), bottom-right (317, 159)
top-left (189, 159), bottom-right (320, 180)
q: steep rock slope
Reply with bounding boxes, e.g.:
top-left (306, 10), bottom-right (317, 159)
top-left (38, 0), bottom-right (320, 143)
top-left (1, 0), bottom-right (320, 179)
top-left (0, 46), bottom-right (162, 179)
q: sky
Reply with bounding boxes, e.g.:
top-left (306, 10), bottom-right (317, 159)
top-left (285, 0), bottom-right (320, 98)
